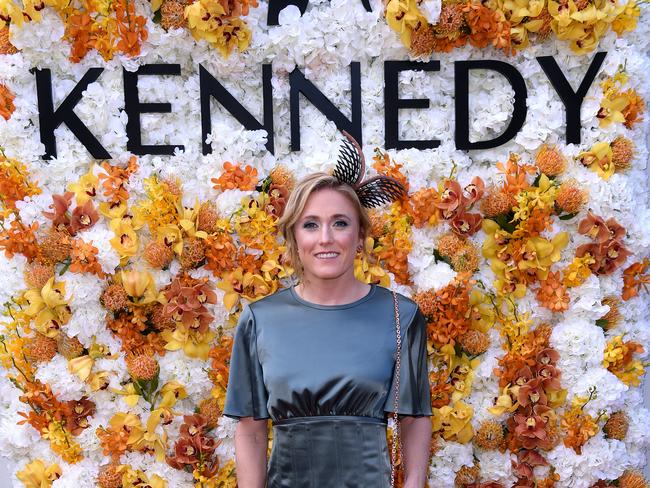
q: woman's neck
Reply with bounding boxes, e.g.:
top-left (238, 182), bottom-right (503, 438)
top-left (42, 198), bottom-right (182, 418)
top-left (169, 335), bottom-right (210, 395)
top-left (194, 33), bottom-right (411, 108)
top-left (295, 275), bottom-right (371, 306)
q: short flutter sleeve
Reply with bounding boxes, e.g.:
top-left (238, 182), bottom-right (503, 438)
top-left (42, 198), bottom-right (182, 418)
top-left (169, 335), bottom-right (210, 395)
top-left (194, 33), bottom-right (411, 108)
top-left (384, 306), bottom-right (432, 417)
top-left (223, 305), bottom-right (270, 420)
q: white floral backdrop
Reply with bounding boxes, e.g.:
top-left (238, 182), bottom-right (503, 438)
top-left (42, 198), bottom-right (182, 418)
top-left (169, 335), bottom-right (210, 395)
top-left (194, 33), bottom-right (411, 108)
top-left (0, 0), bottom-right (649, 487)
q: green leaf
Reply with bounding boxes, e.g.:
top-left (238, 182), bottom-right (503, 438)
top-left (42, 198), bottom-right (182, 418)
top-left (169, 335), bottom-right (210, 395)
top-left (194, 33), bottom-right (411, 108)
top-left (152, 8), bottom-right (162, 24)
top-left (58, 258), bottom-right (71, 276)
top-left (433, 249), bottom-right (452, 267)
top-left (132, 380), bottom-right (143, 396)
top-left (595, 319), bottom-right (608, 329)
top-left (493, 213), bottom-right (517, 233)
top-left (558, 212), bottom-right (578, 221)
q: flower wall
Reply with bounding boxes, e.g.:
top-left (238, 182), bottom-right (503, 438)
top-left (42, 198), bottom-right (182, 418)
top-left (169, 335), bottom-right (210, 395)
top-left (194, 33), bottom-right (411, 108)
top-left (0, 0), bottom-right (649, 487)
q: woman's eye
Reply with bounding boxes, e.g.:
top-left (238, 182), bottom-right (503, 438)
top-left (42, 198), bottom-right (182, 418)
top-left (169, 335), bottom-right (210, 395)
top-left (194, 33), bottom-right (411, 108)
top-left (334, 220), bottom-right (348, 227)
top-left (303, 222), bottom-right (317, 229)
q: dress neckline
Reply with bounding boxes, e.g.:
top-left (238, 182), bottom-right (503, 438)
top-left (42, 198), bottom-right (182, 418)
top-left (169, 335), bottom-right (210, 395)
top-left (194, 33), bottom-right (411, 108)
top-left (289, 283), bottom-right (377, 310)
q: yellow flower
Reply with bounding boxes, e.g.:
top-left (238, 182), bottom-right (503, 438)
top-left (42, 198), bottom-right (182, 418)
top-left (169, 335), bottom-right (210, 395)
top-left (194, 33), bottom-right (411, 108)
top-left (68, 355), bottom-right (94, 381)
top-left (159, 380), bottom-right (188, 408)
top-left (119, 465), bottom-right (168, 488)
top-left (99, 201), bottom-right (128, 219)
top-left (16, 459), bottom-right (61, 488)
top-left (119, 270), bottom-right (159, 306)
top-left (162, 326), bottom-right (216, 360)
top-left (612, 1), bottom-right (640, 35)
top-left (0, 0), bottom-right (24, 26)
top-left (157, 224), bottom-right (184, 255)
top-left (488, 385), bottom-right (519, 416)
top-left (432, 401), bottom-right (474, 443)
top-left (185, 2), bottom-right (252, 57)
top-left (469, 290), bottom-right (496, 333)
top-left (67, 166), bottom-right (98, 205)
top-left (109, 217), bottom-right (139, 264)
top-left (579, 141), bottom-right (615, 180)
top-left (385, 0), bottom-right (426, 48)
top-left (24, 277), bottom-right (71, 337)
top-left (598, 95), bottom-right (628, 128)
top-left (517, 233), bottom-right (569, 281)
top-left (88, 371), bottom-right (111, 391)
top-left (112, 382), bottom-right (142, 407)
top-left (562, 254), bottom-right (594, 287)
top-left (137, 410), bottom-right (169, 462)
top-left (109, 413), bottom-right (145, 446)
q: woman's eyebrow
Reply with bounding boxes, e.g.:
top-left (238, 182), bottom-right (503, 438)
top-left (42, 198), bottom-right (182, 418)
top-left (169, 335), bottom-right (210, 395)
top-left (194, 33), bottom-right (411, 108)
top-left (301, 214), bottom-right (351, 220)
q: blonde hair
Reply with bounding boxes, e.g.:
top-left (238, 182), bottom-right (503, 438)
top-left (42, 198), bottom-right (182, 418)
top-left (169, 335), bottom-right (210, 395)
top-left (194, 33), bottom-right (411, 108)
top-left (277, 172), bottom-right (371, 280)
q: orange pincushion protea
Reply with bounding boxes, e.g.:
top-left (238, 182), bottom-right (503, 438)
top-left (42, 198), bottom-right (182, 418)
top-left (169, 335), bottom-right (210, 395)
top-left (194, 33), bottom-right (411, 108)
top-left (97, 464), bottom-right (123, 488)
top-left (196, 202), bottom-right (220, 234)
top-left (0, 84), bottom-right (15, 120)
top-left (57, 334), bottom-right (85, 360)
top-left (535, 145), bottom-right (567, 176)
top-left (474, 420), bottom-right (504, 450)
top-left (603, 411), bottom-right (629, 440)
top-left (144, 240), bottom-right (174, 269)
top-left (611, 136), bottom-right (634, 171)
top-left (410, 23), bottom-right (436, 56)
top-left (269, 164), bottom-right (296, 192)
top-left (556, 180), bottom-right (587, 214)
top-left (0, 26), bottom-right (17, 55)
top-left (599, 296), bottom-right (622, 329)
top-left (458, 329), bottom-right (490, 355)
top-left (101, 283), bottom-right (130, 312)
top-left (25, 334), bottom-right (58, 362)
top-left (24, 261), bottom-right (55, 290)
top-left (126, 354), bottom-right (159, 381)
top-left (40, 229), bottom-right (72, 264)
top-left (179, 236), bottom-right (206, 269)
top-left (436, 232), bottom-right (465, 258)
top-left (451, 244), bottom-right (480, 273)
top-left (198, 397), bottom-right (222, 429)
top-left (618, 470), bottom-right (648, 488)
top-left (480, 186), bottom-right (514, 217)
top-left (160, 0), bottom-right (186, 30)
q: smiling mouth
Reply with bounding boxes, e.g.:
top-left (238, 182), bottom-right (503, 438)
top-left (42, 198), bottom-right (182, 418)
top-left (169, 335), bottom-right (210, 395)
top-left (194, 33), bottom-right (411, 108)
top-left (315, 252), bottom-right (339, 259)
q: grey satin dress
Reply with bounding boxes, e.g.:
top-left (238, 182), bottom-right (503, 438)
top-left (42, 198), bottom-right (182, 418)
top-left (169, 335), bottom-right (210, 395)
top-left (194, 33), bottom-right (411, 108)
top-left (223, 283), bottom-right (432, 487)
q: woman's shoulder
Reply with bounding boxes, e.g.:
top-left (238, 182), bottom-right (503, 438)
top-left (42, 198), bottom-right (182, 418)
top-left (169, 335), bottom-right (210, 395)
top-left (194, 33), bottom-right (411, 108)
top-left (373, 285), bottom-right (420, 322)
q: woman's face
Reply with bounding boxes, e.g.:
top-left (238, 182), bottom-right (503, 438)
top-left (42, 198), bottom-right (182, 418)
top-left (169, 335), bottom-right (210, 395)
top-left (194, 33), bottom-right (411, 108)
top-left (294, 188), bottom-right (363, 283)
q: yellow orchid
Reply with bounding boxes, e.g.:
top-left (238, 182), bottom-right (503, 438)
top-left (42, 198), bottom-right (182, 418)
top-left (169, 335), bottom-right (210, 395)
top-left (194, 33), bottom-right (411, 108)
top-left (488, 385), bottom-right (519, 416)
top-left (178, 203), bottom-right (209, 240)
top-left (432, 401), bottom-right (474, 443)
top-left (502, 0), bottom-right (545, 25)
top-left (119, 269), bottom-right (159, 306)
top-left (112, 382), bottom-right (142, 407)
top-left (598, 95), bottom-right (628, 128)
top-left (157, 224), bottom-right (184, 255)
top-left (16, 459), bottom-right (62, 488)
top-left (159, 380), bottom-right (188, 408)
top-left (217, 268), bottom-right (276, 311)
top-left (88, 371), bottom-right (111, 391)
top-left (134, 410), bottom-right (169, 462)
top-left (162, 326), bottom-right (216, 360)
top-left (118, 465), bottom-right (168, 488)
top-left (481, 219), bottom-right (510, 261)
top-left (578, 141), bottom-right (615, 180)
top-left (0, 0), bottom-right (24, 26)
top-left (109, 217), bottom-right (139, 264)
top-left (108, 413), bottom-right (145, 446)
top-left (517, 233), bottom-right (569, 281)
top-left (67, 166), bottom-right (98, 205)
top-left (68, 355), bottom-right (94, 381)
top-left (24, 277), bottom-right (71, 337)
top-left (469, 290), bottom-right (496, 333)
top-left (99, 200), bottom-right (128, 219)
top-left (612, 0), bottom-right (640, 35)
top-left (185, 2), bottom-right (252, 57)
top-left (385, 0), bottom-right (426, 48)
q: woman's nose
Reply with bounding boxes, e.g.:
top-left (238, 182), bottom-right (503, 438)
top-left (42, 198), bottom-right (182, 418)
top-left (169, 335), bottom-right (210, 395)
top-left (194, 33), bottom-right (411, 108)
top-left (319, 226), bottom-right (334, 243)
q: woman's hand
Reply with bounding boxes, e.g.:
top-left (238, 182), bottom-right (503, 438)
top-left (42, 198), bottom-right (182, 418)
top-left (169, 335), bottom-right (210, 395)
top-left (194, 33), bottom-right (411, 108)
top-left (234, 417), bottom-right (268, 488)
top-left (400, 415), bottom-right (432, 488)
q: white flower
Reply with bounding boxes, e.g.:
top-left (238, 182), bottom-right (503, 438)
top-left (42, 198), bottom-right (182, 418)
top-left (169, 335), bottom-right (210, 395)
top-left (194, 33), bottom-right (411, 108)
top-left (420, 0), bottom-right (442, 25)
top-left (34, 356), bottom-right (86, 402)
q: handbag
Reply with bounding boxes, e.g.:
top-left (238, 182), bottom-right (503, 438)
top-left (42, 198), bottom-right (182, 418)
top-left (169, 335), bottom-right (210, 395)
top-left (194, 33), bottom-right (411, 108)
top-left (390, 291), bottom-right (402, 488)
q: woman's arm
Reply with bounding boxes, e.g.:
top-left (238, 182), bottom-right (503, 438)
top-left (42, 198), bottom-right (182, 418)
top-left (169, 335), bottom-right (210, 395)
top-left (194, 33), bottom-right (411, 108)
top-left (234, 417), bottom-right (268, 488)
top-left (400, 415), bottom-right (432, 488)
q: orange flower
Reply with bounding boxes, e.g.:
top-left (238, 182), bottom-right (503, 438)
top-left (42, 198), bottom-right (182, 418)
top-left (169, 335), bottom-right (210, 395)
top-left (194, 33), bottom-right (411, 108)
top-left (98, 157), bottom-right (139, 205)
top-left (622, 258), bottom-right (650, 301)
top-left (211, 161), bottom-right (258, 191)
top-left (64, 11), bottom-right (95, 63)
top-left (204, 232), bottom-right (238, 278)
top-left (621, 88), bottom-right (645, 129)
top-left (114, 0), bottom-right (148, 57)
top-left (0, 217), bottom-right (40, 261)
top-left (0, 83), bottom-right (16, 120)
top-left (372, 149), bottom-right (409, 194)
top-left (69, 239), bottom-right (105, 277)
top-left (407, 188), bottom-right (438, 228)
top-left (463, 1), bottom-right (511, 53)
top-left (0, 155), bottom-right (41, 212)
top-left (496, 154), bottom-right (536, 196)
top-left (536, 271), bottom-right (569, 312)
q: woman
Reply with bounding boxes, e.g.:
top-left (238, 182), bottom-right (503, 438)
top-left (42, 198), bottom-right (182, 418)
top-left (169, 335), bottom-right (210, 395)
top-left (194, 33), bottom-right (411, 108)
top-left (223, 136), bottom-right (432, 488)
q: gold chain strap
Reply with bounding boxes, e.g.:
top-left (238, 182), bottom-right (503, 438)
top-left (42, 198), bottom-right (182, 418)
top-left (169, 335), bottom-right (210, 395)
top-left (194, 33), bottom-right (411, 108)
top-left (390, 291), bottom-right (402, 488)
